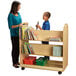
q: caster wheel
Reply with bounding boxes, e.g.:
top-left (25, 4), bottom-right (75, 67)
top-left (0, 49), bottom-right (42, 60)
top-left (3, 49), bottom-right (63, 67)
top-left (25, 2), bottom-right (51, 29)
top-left (21, 67), bottom-right (25, 70)
top-left (58, 71), bottom-right (62, 75)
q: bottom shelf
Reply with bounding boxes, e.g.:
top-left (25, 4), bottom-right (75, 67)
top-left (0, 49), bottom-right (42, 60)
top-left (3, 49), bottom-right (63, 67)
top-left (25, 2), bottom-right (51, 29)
top-left (20, 60), bottom-right (64, 71)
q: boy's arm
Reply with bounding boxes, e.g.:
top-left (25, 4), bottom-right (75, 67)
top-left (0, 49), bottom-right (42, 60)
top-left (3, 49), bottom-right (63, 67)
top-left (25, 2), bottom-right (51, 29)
top-left (38, 25), bottom-right (43, 30)
top-left (36, 25), bottom-right (43, 30)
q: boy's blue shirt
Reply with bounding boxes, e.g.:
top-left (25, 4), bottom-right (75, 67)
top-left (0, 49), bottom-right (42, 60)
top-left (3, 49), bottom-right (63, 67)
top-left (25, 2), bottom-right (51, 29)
top-left (42, 21), bottom-right (50, 30)
top-left (8, 12), bottom-right (22, 37)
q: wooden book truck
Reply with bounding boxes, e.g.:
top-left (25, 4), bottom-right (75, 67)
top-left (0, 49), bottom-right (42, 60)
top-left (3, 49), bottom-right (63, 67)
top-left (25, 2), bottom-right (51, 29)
top-left (19, 24), bottom-right (68, 75)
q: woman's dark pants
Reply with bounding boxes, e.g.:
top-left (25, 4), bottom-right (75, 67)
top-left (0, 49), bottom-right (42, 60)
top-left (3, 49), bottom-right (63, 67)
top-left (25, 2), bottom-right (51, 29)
top-left (11, 36), bottom-right (19, 65)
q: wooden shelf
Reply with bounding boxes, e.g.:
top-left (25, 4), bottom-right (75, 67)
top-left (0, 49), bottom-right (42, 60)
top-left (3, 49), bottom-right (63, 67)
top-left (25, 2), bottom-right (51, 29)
top-left (29, 43), bottom-right (63, 57)
top-left (29, 40), bottom-right (63, 45)
top-left (22, 39), bottom-right (63, 42)
top-left (30, 54), bottom-right (63, 58)
top-left (20, 60), bottom-right (63, 71)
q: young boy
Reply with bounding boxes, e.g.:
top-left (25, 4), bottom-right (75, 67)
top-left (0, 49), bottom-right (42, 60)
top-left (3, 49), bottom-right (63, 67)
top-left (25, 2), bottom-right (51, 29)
top-left (36, 12), bottom-right (51, 60)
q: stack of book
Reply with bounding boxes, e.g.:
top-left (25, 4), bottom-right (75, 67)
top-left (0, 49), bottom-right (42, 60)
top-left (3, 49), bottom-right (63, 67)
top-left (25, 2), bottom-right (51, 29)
top-left (22, 42), bottom-right (34, 54)
top-left (49, 37), bottom-right (61, 42)
top-left (22, 26), bottom-right (38, 40)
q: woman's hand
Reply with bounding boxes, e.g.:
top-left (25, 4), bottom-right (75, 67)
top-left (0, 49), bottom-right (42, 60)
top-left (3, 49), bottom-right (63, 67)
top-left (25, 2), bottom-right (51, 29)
top-left (19, 23), bottom-right (23, 27)
top-left (23, 22), bottom-right (28, 25)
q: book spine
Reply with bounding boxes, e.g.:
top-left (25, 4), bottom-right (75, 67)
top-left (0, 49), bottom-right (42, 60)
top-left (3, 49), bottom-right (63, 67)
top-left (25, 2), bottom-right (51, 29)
top-left (26, 44), bottom-right (31, 54)
top-left (31, 31), bottom-right (37, 40)
top-left (24, 44), bottom-right (29, 54)
top-left (22, 45), bottom-right (25, 54)
top-left (29, 44), bottom-right (34, 54)
top-left (29, 31), bottom-right (33, 40)
top-left (30, 31), bottom-right (34, 40)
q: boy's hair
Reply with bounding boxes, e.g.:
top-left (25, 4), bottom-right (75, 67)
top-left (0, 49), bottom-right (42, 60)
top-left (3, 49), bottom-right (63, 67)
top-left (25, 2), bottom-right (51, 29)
top-left (43, 12), bottom-right (51, 18)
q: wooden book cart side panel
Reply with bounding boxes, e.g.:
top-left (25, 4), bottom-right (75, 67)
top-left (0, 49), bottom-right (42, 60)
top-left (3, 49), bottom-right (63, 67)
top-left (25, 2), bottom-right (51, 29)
top-left (63, 24), bottom-right (68, 70)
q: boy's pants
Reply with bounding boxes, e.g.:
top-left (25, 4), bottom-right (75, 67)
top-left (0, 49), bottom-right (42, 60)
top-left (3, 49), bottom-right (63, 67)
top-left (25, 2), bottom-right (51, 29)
top-left (42, 41), bottom-right (50, 60)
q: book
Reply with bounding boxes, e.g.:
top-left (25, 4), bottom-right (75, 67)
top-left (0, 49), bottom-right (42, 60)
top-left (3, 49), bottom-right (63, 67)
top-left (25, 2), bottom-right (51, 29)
top-left (24, 30), bottom-right (28, 40)
top-left (26, 43), bottom-right (31, 54)
top-left (23, 42), bottom-right (34, 54)
top-left (22, 45), bottom-right (25, 54)
top-left (22, 26), bottom-right (28, 40)
top-left (53, 46), bottom-right (62, 56)
top-left (49, 37), bottom-right (61, 42)
top-left (30, 31), bottom-right (34, 40)
top-left (31, 31), bottom-right (38, 40)
top-left (27, 30), bottom-right (32, 40)
top-left (21, 26), bottom-right (38, 40)
top-left (28, 44), bottom-right (34, 54)
top-left (24, 43), bottom-right (29, 54)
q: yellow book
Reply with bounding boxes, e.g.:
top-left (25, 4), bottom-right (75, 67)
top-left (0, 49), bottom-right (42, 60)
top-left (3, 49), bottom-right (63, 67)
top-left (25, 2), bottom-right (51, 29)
top-left (22, 26), bottom-right (28, 40)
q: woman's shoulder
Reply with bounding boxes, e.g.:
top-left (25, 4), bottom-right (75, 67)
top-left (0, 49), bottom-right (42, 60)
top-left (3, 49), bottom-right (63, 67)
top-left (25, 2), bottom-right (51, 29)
top-left (8, 13), bottom-right (13, 17)
top-left (18, 12), bottom-right (21, 17)
top-left (18, 12), bottom-right (20, 15)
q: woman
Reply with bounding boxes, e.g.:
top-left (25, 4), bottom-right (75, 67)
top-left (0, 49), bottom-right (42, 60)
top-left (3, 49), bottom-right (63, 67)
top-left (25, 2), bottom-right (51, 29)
top-left (8, 1), bottom-right (22, 68)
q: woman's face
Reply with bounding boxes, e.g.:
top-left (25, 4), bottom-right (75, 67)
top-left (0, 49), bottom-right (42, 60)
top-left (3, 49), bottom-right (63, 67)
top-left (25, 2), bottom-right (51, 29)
top-left (17, 4), bottom-right (21, 11)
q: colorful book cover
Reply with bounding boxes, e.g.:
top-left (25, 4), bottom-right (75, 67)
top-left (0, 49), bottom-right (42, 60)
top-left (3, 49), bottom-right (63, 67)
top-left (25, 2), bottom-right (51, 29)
top-left (31, 31), bottom-right (38, 40)
top-left (24, 44), bottom-right (29, 55)
top-left (26, 43), bottom-right (31, 54)
top-left (29, 44), bottom-right (34, 54)
top-left (22, 26), bottom-right (27, 40)
top-left (24, 30), bottom-right (28, 40)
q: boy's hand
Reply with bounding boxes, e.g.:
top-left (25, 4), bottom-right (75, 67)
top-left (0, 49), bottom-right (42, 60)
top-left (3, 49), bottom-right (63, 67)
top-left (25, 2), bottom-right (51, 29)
top-left (36, 25), bottom-right (43, 30)
top-left (36, 25), bottom-right (39, 30)
top-left (36, 25), bottom-right (39, 28)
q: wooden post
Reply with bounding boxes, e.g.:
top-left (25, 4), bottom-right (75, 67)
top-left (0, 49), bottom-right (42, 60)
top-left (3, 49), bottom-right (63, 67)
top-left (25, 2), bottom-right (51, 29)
top-left (63, 24), bottom-right (68, 70)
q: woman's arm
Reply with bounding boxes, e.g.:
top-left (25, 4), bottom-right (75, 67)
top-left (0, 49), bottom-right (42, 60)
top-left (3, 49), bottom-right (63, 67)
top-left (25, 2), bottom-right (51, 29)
top-left (12, 25), bottom-right (19, 28)
top-left (12, 23), bottom-right (22, 28)
top-left (8, 14), bottom-right (23, 29)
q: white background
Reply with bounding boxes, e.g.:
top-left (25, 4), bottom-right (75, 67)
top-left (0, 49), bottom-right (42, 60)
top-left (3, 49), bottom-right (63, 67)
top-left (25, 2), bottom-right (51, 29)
top-left (0, 0), bottom-right (76, 76)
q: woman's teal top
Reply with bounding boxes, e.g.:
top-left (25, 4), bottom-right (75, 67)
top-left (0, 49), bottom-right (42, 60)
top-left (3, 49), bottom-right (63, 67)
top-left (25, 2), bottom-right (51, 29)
top-left (8, 12), bottom-right (22, 37)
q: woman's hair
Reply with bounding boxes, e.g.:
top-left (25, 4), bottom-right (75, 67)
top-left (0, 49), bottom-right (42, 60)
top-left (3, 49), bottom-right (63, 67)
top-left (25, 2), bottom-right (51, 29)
top-left (10, 1), bottom-right (21, 14)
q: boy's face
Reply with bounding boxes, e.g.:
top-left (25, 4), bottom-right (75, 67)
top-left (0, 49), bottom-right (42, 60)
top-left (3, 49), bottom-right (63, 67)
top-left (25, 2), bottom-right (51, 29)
top-left (43, 15), bottom-right (48, 21)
